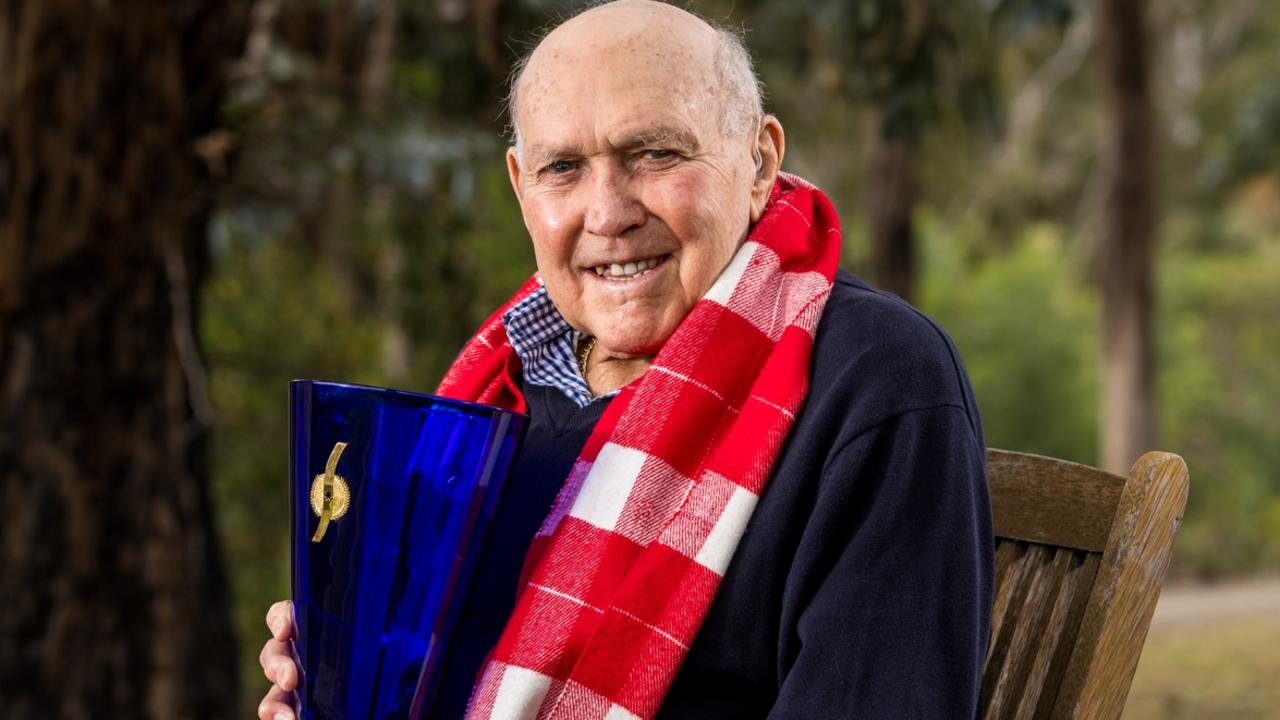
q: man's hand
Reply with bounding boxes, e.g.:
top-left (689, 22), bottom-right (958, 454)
top-left (258, 600), bottom-right (300, 720)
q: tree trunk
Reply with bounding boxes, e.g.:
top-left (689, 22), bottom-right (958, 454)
top-left (0, 1), bottom-right (246, 718)
top-left (865, 106), bottom-right (919, 303)
top-left (1097, 0), bottom-right (1157, 474)
top-left (361, 0), bottom-right (400, 115)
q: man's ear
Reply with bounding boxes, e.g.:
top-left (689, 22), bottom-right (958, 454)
top-left (506, 146), bottom-right (524, 202)
top-left (749, 115), bottom-right (785, 222)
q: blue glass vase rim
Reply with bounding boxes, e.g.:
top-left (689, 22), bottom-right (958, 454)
top-left (290, 378), bottom-right (527, 420)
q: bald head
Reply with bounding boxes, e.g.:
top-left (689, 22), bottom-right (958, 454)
top-left (507, 0), bottom-right (763, 153)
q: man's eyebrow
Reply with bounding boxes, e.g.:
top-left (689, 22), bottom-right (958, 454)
top-left (613, 127), bottom-right (699, 150)
top-left (522, 143), bottom-right (584, 169)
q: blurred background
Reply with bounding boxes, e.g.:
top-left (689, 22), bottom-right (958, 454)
top-left (1, 0), bottom-right (1277, 718)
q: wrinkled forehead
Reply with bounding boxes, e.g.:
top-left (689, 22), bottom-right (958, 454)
top-left (514, 6), bottom-right (724, 142)
top-left (521, 53), bottom-right (716, 122)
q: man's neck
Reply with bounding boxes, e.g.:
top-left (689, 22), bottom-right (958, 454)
top-left (585, 351), bottom-right (653, 398)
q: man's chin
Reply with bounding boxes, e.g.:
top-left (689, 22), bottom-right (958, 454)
top-left (592, 322), bottom-right (675, 359)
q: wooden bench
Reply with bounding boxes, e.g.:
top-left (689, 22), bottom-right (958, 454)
top-left (980, 449), bottom-right (1190, 719)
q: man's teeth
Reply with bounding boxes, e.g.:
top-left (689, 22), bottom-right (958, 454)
top-left (594, 256), bottom-right (663, 278)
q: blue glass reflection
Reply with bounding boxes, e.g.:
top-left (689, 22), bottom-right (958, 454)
top-left (290, 380), bottom-right (526, 720)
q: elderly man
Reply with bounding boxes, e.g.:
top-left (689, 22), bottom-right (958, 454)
top-left (259, 1), bottom-right (992, 718)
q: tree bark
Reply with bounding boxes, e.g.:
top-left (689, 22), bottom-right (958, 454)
top-left (865, 106), bottom-right (919, 303)
top-left (0, 1), bottom-right (246, 718)
top-left (1097, 0), bottom-right (1157, 474)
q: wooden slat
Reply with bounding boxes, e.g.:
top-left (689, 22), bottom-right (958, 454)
top-left (983, 543), bottom-right (1101, 720)
top-left (985, 545), bottom-right (1073, 719)
top-left (1010, 549), bottom-right (1078, 717)
top-left (987, 540), bottom-right (1030, 657)
top-left (1030, 552), bottom-right (1099, 719)
top-left (1015, 549), bottom-right (1095, 719)
top-left (982, 541), bottom-right (1038, 717)
top-left (988, 450), bottom-right (1126, 552)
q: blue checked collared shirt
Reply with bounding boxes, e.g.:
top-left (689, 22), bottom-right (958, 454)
top-left (501, 285), bottom-right (610, 408)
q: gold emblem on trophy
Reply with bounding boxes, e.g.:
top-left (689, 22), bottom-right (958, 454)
top-left (310, 442), bottom-right (351, 542)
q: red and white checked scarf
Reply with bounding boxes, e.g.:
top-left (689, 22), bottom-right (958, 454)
top-left (437, 173), bottom-right (840, 719)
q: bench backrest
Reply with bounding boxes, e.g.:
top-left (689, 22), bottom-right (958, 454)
top-left (980, 449), bottom-right (1189, 719)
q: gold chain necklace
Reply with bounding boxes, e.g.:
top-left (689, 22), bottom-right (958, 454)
top-left (577, 335), bottom-right (596, 379)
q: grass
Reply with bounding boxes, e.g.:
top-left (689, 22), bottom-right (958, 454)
top-left (1123, 614), bottom-right (1280, 719)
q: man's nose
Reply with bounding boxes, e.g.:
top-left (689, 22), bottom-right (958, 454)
top-left (582, 164), bottom-right (645, 238)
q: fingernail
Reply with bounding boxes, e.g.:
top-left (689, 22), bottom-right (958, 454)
top-left (275, 714), bottom-right (291, 720)
top-left (271, 618), bottom-right (284, 636)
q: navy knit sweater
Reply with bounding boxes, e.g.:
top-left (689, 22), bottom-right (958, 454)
top-left (436, 270), bottom-right (993, 718)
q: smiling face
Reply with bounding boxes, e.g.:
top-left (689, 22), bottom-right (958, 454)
top-left (507, 0), bottom-right (783, 358)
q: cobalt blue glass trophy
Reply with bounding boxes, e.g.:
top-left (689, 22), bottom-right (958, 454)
top-left (290, 380), bottom-right (526, 720)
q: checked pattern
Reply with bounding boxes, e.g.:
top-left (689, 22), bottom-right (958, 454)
top-left (437, 174), bottom-right (841, 719)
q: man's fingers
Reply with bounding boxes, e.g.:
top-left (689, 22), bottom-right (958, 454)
top-left (257, 684), bottom-right (297, 720)
top-left (265, 600), bottom-right (295, 641)
top-left (260, 600), bottom-right (299, 702)
top-left (258, 639), bottom-right (298, 691)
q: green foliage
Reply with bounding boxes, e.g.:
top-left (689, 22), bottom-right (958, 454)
top-left (782, 0), bottom-right (1003, 142)
top-left (1159, 239), bottom-right (1280, 577)
top-left (915, 204), bottom-right (1280, 579)
top-left (917, 215), bottom-right (1099, 463)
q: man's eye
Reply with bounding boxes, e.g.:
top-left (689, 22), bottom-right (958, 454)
top-left (643, 149), bottom-right (675, 160)
top-left (548, 160), bottom-right (577, 174)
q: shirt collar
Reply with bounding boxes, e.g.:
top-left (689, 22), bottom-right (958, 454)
top-left (501, 285), bottom-right (597, 408)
